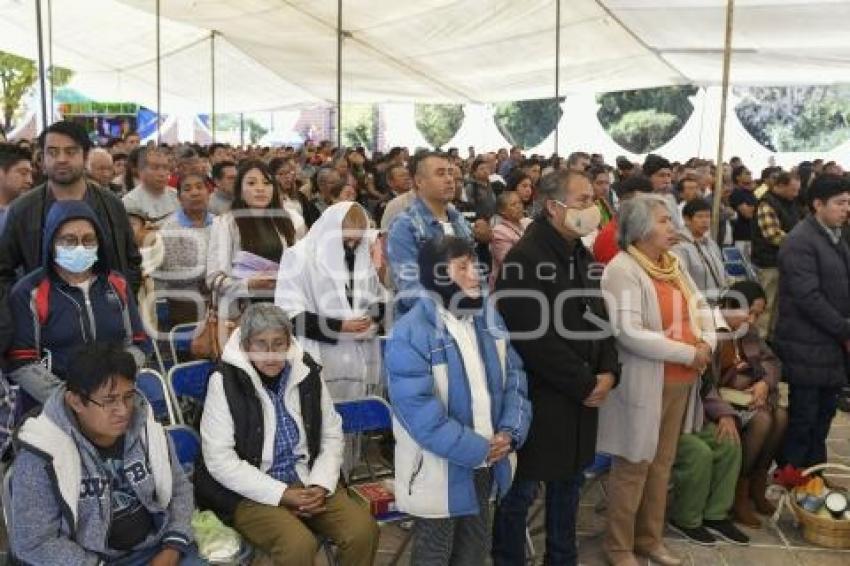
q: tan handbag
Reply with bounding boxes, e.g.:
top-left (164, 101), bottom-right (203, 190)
top-left (190, 274), bottom-right (236, 360)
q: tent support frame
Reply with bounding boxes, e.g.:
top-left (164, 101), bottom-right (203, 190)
top-left (155, 0), bottom-right (162, 143)
top-left (34, 0), bottom-right (49, 131)
top-left (554, 0), bottom-right (561, 155)
top-left (711, 0), bottom-right (735, 240)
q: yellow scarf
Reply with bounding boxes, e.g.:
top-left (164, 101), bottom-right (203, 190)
top-left (627, 244), bottom-right (703, 340)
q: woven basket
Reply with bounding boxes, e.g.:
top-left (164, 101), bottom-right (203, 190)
top-left (790, 463), bottom-right (850, 549)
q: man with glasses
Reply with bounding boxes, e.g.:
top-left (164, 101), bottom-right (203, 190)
top-left (7, 200), bottom-right (148, 403)
top-left (0, 121), bottom-right (142, 295)
top-left (492, 170), bottom-right (619, 565)
top-left (10, 342), bottom-right (203, 565)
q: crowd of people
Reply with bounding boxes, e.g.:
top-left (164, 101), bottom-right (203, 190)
top-left (0, 120), bottom-right (848, 566)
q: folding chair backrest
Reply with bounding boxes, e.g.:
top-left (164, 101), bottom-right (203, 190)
top-left (334, 396), bottom-right (392, 434)
top-left (137, 369), bottom-right (176, 424)
top-left (156, 298), bottom-right (170, 331)
top-left (169, 322), bottom-right (200, 365)
top-left (166, 425), bottom-right (201, 475)
top-left (168, 360), bottom-right (214, 404)
top-left (3, 465), bottom-right (13, 530)
top-left (584, 452), bottom-right (612, 480)
top-left (722, 246), bottom-right (757, 280)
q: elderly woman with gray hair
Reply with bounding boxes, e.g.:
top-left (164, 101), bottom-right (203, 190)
top-left (598, 194), bottom-right (717, 566)
top-left (195, 303), bottom-right (379, 566)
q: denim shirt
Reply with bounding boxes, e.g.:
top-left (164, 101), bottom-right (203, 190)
top-left (264, 363), bottom-right (301, 484)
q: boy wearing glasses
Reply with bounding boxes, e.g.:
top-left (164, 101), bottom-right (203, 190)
top-left (10, 343), bottom-right (202, 565)
top-left (7, 200), bottom-right (148, 402)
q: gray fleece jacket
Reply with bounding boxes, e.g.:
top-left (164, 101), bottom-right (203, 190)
top-left (10, 387), bottom-right (194, 565)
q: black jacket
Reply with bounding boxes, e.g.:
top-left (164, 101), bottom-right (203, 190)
top-left (495, 217), bottom-right (619, 480)
top-left (775, 216), bottom-right (850, 388)
top-left (0, 182), bottom-right (142, 293)
top-left (194, 354), bottom-right (323, 523)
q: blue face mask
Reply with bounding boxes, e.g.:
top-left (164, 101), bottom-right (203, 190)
top-left (55, 245), bottom-right (99, 274)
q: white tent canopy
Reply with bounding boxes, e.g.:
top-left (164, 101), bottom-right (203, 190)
top-left (3, 0), bottom-right (850, 166)
top-left (3, 0), bottom-right (850, 112)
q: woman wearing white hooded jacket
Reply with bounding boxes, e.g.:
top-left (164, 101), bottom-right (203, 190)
top-left (274, 201), bottom-right (388, 403)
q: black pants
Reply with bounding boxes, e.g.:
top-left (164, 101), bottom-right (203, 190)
top-left (783, 384), bottom-right (840, 469)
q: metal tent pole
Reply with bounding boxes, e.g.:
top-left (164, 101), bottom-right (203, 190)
top-left (47, 0), bottom-right (54, 123)
top-left (554, 0), bottom-right (561, 156)
top-left (211, 31), bottom-right (217, 143)
top-left (156, 0), bottom-right (162, 143)
top-left (711, 0), bottom-right (735, 240)
top-left (336, 0), bottom-right (342, 147)
top-left (34, 0), bottom-right (48, 131)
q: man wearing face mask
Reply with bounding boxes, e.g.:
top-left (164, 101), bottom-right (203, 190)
top-left (492, 170), bottom-right (620, 566)
top-left (7, 201), bottom-right (148, 403)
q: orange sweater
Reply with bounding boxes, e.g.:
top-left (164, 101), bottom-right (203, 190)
top-left (652, 279), bottom-right (699, 384)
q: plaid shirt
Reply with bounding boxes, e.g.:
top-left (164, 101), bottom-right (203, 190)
top-left (264, 364), bottom-right (302, 484)
top-left (756, 200), bottom-right (787, 247)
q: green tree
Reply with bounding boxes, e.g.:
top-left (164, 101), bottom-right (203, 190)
top-left (607, 110), bottom-right (681, 154)
top-left (215, 113), bottom-right (268, 144)
top-left (597, 86), bottom-right (696, 153)
top-left (341, 104), bottom-right (376, 149)
top-left (735, 85), bottom-right (850, 151)
top-left (415, 104), bottom-right (463, 148)
top-left (494, 98), bottom-right (563, 149)
top-left (0, 50), bottom-right (72, 132)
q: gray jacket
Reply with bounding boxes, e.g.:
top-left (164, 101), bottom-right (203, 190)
top-left (10, 388), bottom-right (194, 565)
top-left (672, 229), bottom-right (728, 301)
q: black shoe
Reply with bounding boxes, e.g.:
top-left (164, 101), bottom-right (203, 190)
top-left (668, 521), bottom-right (717, 546)
top-left (704, 519), bottom-right (750, 545)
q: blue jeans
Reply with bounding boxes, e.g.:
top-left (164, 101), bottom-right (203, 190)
top-left (108, 545), bottom-right (207, 566)
top-left (492, 474), bottom-right (584, 566)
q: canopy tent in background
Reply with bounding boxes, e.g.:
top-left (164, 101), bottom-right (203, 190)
top-left (2, 0), bottom-right (850, 166)
top-left (379, 103), bottom-right (432, 151)
top-left (445, 105), bottom-right (510, 154)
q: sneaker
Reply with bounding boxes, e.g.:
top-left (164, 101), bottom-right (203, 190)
top-left (704, 519), bottom-right (750, 545)
top-left (668, 521), bottom-right (717, 546)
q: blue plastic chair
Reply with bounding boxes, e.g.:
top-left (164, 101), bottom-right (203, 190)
top-left (169, 322), bottom-right (200, 366)
top-left (137, 368), bottom-right (176, 425)
top-left (722, 246), bottom-right (757, 280)
top-left (166, 424), bottom-right (201, 475)
top-left (155, 299), bottom-right (170, 331)
top-left (167, 360), bottom-right (214, 424)
top-left (2, 464), bottom-right (13, 530)
top-left (334, 396), bottom-right (393, 435)
top-left (335, 396), bottom-right (410, 564)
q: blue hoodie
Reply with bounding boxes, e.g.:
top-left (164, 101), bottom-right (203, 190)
top-left (7, 201), bottom-right (148, 399)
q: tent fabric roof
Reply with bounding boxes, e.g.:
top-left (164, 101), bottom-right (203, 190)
top-left (2, 0), bottom-right (849, 113)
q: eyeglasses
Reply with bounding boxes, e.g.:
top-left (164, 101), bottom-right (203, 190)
top-left (55, 235), bottom-right (98, 248)
top-left (85, 390), bottom-right (139, 412)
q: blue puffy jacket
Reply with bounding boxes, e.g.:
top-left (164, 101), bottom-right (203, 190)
top-left (7, 201), bottom-right (148, 399)
top-left (386, 295), bottom-right (531, 518)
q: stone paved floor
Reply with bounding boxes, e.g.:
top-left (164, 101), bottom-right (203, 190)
top-left (3, 412), bottom-right (850, 565)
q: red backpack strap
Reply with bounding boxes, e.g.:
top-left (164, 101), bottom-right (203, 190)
top-left (107, 271), bottom-right (128, 306)
top-left (33, 278), bottom-right (51, 326)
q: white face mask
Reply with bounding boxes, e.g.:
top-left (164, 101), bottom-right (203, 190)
top-left (555, 201), bottom-right (601, 236)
